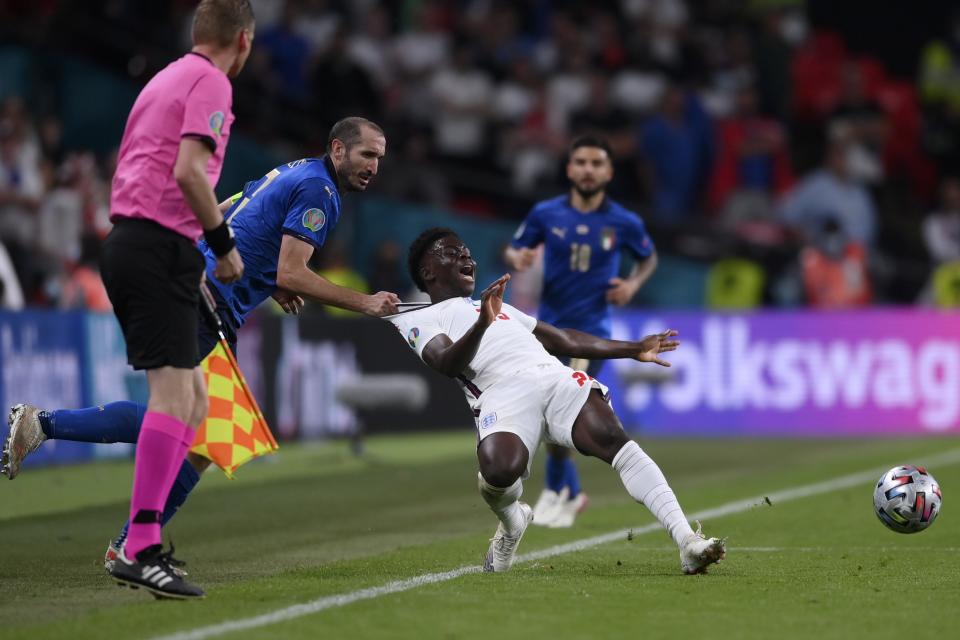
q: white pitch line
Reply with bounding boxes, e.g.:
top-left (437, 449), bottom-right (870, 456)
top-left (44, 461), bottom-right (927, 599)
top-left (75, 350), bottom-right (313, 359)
top-left (154, 447), bottom-right (960, 640)
top-left (615, 546), bottom-right (960, 552)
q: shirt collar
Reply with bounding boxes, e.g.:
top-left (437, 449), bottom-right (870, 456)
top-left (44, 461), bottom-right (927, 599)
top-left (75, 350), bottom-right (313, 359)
top-left (187, 51), bottom-right (214, 65)
top-left (566, 194), bottom-right (609, 214)
top-left (322, 155), bottom-right (341, 192)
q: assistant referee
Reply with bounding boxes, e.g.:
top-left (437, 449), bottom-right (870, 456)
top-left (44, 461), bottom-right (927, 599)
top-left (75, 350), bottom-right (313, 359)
top-left (100, 0), bottom-right (253, 600)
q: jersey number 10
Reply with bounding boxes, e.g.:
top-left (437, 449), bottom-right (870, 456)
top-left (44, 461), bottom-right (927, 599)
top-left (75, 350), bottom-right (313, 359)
top-left (569, 243), bottom-right (591, 272)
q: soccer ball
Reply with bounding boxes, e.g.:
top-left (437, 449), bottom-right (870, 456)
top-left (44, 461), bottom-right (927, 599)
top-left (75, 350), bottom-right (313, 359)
top-left (873, 465), bottom-right (942, 533)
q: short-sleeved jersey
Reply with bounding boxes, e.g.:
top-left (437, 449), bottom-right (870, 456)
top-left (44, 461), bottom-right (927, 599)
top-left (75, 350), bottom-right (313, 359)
top-left (510, 195), bottom-right (654, 338)
top-left (111, 52), bottom-right (234, 242)
top-left (387, 297), bottom-right (557, 412)
top-left (202, 156), bottom-right (342, 326)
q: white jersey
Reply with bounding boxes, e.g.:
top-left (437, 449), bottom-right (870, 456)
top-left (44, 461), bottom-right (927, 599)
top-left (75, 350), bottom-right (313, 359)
top-left (386, 297), bottom-right (558, 410)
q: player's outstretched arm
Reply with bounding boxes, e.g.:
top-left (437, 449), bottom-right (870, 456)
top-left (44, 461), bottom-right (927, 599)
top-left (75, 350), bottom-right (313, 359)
top-left (276, 235), bottom-right (399, 316)
top-left (421, 274), bottom-right (510, 377)
top-left (533, 323), bottom-right (679, 367)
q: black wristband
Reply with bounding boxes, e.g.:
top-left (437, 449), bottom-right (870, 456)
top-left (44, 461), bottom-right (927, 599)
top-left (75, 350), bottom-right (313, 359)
top-left (204, 220), bottom-right (236, 257)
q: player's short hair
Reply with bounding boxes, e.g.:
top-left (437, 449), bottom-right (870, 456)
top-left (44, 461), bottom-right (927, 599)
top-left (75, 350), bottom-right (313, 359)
top-left (408, 227), bottom-right (459, 292)
top-left (192, 0), bottom-right (255, 48)
top-left (327, 117), bottom-right (385, 152)
top-left (568, 135), bottom-right (613, 163)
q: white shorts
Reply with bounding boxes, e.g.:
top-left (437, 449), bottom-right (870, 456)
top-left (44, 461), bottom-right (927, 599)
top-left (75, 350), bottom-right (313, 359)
top-left (473, 363), bottom-right (610, 476)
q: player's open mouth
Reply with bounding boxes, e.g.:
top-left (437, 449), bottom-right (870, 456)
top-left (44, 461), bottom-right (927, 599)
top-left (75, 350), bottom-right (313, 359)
top-left (459, 263), bottom-right (475, 282)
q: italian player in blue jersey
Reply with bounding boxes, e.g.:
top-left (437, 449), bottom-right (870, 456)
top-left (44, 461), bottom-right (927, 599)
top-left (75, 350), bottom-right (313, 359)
top-left (504, 136), bottom-right (658, 528)
top-left (2, 117), bottom-right (400, 575)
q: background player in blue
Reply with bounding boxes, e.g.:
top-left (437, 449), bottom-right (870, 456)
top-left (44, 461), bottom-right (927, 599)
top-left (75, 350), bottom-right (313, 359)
top-left (503, 136), bottom-right (658, 528)
top-left (2, 117), bottom-right (400, 572)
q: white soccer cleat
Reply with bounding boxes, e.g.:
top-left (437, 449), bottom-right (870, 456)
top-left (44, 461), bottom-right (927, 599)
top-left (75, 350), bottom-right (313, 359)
top-left (679, 521), bottom-right (726, 575)
top-left (547, 491), bottom-right (589, 528)
top-left (2, 404), bottom-right (47, 480)
top-left (532, 488), bottom-right (563, 527)
top-left (483, 502), bottom-right (534, 572)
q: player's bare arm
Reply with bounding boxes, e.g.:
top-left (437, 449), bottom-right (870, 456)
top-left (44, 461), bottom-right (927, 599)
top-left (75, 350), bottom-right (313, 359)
top-left (276, 234), bottom-right (399, 316)
top-left (174, 136), bottom-right (244, 283)
top-left (421, 274), bottom-right (510, 377)
top-left (607, 251), bottom-right (658, 306)
top-left (532, 323), bottom-right (679, 367)
top-left (504, 245), bottom-right (538, 271)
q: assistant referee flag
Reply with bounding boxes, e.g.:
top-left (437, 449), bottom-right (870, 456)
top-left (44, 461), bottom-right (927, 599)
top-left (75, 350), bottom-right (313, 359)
top-left (191, 342), bottom-right (278, 478)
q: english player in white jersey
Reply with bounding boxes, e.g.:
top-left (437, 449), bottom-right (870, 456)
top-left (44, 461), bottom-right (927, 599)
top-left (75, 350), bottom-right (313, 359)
top-left (387, 227), bottom-right (725, 574)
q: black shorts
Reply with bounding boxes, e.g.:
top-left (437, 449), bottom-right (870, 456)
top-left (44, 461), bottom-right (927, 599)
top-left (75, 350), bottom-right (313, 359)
top-left (101, 218), bottom-right (205, 370)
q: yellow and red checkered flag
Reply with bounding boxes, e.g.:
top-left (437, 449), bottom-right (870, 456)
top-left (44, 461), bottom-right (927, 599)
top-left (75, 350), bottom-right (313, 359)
top-left (190, 341), bottom-right (279, 479)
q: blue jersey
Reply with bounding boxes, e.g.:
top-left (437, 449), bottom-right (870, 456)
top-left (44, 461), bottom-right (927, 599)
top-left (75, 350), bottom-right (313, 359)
top-left (510, 195), bottom-right (654, 338)
top-left (201, 156), bottom-right (341, 327)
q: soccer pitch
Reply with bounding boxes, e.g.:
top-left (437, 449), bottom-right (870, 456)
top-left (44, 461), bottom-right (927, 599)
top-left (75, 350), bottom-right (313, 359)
top-left (2, 433), bottom-right (958, 640)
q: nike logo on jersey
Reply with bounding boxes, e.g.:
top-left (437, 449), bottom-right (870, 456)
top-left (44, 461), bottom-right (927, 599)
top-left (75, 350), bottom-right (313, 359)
top-left (551, 227), bottom-right (567, 239)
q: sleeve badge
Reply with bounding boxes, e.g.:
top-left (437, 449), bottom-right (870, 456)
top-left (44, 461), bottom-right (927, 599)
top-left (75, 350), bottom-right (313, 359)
top-left (302, 208), bottom-right (326, 232)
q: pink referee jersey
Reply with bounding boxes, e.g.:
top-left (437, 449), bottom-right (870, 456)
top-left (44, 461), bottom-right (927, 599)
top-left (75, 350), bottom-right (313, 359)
top-left (110, 52), bottom-right (234, 242)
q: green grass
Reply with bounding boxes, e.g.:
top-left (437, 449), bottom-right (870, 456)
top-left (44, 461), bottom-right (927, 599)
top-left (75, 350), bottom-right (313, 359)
top-left (2, 433), bottom-right (959, 640)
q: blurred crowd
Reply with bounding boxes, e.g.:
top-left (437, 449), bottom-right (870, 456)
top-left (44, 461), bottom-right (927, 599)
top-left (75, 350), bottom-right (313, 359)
top-left (3, 0), bottom-right (960, 310)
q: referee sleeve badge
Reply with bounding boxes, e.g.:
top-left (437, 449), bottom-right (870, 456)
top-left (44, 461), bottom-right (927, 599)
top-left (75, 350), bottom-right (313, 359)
top-left (208, 111), bottom-right (225, 138)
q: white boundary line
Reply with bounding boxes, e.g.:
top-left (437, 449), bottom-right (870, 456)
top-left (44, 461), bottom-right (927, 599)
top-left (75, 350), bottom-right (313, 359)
top-left (154, 447), bottom-right (960, 640)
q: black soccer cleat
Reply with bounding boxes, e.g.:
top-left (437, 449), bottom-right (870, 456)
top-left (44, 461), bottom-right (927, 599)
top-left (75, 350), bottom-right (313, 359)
top-left (110, 544), bottom-right (205, 600)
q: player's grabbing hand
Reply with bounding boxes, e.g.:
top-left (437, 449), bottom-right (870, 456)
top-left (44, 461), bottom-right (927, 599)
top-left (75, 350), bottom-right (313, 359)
top-left (364, 291), bottom-right (401, 316)
top-left (272, 289), bottom-right (305, 315)
top-left (633, 329), bottom-right (680, 367)
top-left (478, 274), bottom-right (510, 326)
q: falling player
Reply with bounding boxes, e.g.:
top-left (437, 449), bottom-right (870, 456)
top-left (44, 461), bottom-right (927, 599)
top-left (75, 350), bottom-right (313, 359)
top-left (504, 136), bottom-right (658, 527)
top-left (388, 228), bottom-right (724, 574)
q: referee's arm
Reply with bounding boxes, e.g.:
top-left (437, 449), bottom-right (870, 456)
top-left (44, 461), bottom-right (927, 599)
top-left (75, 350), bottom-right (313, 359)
top-left (173, 137), bottom-right (244, 283)
top-left (173, 137), bottom-right (225, 231)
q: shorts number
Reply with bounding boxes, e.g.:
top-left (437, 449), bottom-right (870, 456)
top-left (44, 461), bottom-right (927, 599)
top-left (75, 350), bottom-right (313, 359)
top-left (572, 371), bottom-right (593, 387)
top-left (570, 243), bottom-right (591, 272)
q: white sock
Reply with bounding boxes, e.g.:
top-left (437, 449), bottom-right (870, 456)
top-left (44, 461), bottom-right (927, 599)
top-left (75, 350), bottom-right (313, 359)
top-left (612, 441), bottom-right (695, 547)
top-left (478, 473), bottom-right (525, 535)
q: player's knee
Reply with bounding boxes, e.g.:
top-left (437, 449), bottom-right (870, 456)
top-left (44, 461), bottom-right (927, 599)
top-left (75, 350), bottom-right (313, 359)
top-left (477, 434), bottom-right (528, 487)
top-left (188, 385), bottom-right (208, 428)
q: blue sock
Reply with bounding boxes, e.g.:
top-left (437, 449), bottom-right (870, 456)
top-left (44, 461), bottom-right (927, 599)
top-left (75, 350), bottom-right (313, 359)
top-left (562, 457), bottom-right (581, 499)
top-left (39, 401), bottom-right (146, 443)
top-left (545, 453), bottom-right (566, 493)
top-left (114, 460), bottom-right (201, 549)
